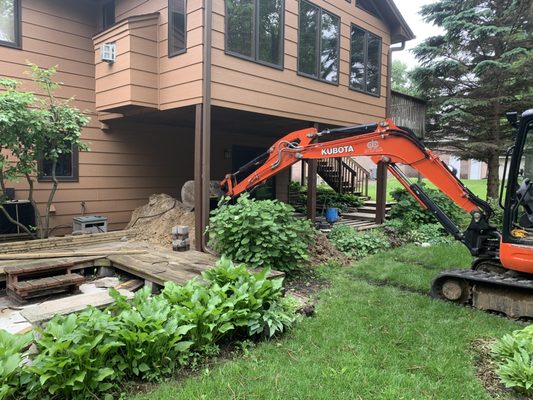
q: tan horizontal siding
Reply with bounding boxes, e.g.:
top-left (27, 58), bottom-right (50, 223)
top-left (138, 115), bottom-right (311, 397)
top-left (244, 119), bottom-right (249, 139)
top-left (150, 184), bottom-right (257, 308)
top-left (210, 0), bottom-right (390, 125)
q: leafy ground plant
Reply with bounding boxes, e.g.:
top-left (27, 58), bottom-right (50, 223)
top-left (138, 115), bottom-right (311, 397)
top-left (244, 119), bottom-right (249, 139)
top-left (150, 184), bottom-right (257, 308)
top-left (0, 330), bottom-right (32, 400)
top-left (492, 325), bottom-right (533, 395)
top-left (329, 225), bottom-right (390, 259)
top-left (208, 194), bottom-right (316, 274)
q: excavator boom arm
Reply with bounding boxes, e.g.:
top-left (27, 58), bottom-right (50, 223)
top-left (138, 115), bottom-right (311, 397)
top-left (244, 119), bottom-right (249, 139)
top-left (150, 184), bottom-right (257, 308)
top-left (221, 119), bottom-right (497, 256)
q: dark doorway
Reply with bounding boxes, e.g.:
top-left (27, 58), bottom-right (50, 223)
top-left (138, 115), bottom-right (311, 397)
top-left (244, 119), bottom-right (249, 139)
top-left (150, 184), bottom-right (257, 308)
top-left (232, 145), bottom-right (276, 200)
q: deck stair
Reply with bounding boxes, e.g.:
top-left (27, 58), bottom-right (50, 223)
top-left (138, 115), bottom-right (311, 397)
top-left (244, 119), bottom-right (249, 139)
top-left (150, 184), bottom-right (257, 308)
top-left (5, 262), bottom-right (85, 303)
top-left (317, 157), bottom-right (369, 197)
top-left (335, 200), bottom-right (395, 230)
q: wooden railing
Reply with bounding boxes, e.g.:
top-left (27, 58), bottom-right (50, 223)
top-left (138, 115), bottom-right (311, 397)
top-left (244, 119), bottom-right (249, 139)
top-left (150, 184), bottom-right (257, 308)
top-left (317, 157), bottom-right (369, 197)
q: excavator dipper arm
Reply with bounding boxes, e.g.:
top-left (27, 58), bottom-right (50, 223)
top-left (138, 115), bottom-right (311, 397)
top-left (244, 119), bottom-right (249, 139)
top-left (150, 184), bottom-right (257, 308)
top-left (221, 119), bottom-right (497, 257)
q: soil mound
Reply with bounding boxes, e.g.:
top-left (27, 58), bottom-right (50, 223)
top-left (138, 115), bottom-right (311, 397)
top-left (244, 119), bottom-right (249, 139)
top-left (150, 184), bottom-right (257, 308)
top-left (127, 194), bottom-right (195, 248)
top-left (308, 233), bottom-right (351, 267)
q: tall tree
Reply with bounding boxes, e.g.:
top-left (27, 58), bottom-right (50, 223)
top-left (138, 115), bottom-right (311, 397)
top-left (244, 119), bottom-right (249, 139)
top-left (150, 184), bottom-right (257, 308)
top-left (391, 60), bottom-right (418, 96)
top-left (412, 0), bottom-right (532, 199)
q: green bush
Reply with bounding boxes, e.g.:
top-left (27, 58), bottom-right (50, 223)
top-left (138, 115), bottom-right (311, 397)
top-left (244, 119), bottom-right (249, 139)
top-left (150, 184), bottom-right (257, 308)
top-left (329, 225), bottom-right (390, 259)
top-left (208, 194), bottom-right (316, 273)
top-left (289, 182), bottom-right (363, 212)
top-left (4, 258), bottom-right (298, 400)
top-left (383, 220), bottom-right (452, 247)
top-left (0, 330), bottom-right (32, 400)
top-left (389, 185), bottom-right (468, 232)
top-left (492, 325), bottom-right (533, 394)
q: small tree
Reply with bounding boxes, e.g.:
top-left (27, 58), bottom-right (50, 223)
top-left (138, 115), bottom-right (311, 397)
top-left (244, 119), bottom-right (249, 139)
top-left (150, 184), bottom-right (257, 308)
top-left (0, 64), bottom-right (89, 238)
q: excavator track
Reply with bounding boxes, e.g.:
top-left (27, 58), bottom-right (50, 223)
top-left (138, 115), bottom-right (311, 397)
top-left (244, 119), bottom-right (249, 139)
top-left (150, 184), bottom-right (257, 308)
top-left (431, 268), bottom-right (533, 318)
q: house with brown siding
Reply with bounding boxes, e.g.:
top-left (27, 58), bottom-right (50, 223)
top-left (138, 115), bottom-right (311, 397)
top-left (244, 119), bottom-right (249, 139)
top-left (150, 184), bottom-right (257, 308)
top-left (0, 0), bottom-right (413, 249)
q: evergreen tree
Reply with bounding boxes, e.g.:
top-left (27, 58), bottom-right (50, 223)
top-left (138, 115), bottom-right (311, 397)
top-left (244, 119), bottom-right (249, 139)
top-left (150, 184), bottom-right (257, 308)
top-left (412, 0), bottom-right (532, 199)
top-left (391, 60), bottom-right (418, 96)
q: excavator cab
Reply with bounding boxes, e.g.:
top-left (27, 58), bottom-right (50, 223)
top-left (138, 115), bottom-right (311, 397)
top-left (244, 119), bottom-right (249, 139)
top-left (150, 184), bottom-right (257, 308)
top-left (499, 110), bottom-right (533, 273)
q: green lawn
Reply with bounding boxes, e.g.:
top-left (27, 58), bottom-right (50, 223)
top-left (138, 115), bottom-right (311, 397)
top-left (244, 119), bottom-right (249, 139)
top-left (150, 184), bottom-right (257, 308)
top-left (367, 178), bottom-right (488, 202)
top-left (133, 244), bottom-right (522, 400)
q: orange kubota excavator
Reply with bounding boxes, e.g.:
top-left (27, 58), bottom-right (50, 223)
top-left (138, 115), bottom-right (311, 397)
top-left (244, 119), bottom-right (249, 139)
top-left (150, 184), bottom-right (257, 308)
top-left (220, 109), bottom-right (533, 318)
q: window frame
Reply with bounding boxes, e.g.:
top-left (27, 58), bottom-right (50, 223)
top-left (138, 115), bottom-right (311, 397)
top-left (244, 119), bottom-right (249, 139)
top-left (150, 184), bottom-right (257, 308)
top-left (224, 0), bottom-right (285, 70)
top-left (102, 0), bottom-right (116, 31)
top-left (168, 0), bottom-right (187, 57)
top-left (296, 0), bottom-right (340, 86)
top-left (349, 23), bottom-right (382, 97)
top-left (38, 145), bottom-right (79, 183)
top-left (355, 0), bottom-right (383, 20)
top-left (0, 0), bottom-right (22, 49)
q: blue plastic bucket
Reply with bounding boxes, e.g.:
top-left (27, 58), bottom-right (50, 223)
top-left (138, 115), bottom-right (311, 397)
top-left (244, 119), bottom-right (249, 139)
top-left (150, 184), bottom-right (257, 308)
top-left (325, 207), bottom-right (340, 223)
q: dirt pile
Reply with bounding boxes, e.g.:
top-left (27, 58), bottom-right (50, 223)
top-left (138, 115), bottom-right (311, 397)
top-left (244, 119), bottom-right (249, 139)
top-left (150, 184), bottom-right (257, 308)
top-left (127, 194), bottom-right (195, 248)
top-left (308, 233), bottom-right (351, 267)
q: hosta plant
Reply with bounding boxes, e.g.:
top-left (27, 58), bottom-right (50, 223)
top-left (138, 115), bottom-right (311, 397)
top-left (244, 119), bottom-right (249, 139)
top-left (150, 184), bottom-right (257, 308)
top-left (0, 329), bottom-right (32, 400)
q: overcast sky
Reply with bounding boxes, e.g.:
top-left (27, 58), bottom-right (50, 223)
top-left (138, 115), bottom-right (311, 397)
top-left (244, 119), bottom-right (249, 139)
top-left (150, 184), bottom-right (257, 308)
top-left (392, 0), bottom-right (444, 68)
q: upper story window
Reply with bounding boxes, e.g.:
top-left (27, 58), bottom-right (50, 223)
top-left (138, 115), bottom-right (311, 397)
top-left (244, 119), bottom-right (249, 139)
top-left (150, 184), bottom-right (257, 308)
top-left (298, 1), bottom-right (340, 84)
top-left (169, 0), bottom-right (186, 56)
top-left (0, 0), bottom-right (21, 48)
top-left (356, 0), bottom-right (382, 19)
top-left (225, 0), bottom-right (284, 68)
top-left (102, 1), bottom-right (115, 30)
top-left (350, 24), bottom-right (381, 96)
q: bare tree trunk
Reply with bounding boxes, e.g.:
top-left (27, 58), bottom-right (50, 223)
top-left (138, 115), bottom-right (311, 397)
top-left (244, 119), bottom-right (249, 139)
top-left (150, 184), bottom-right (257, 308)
top-left (43, 159), bottom-right (58, 238)
top-left (25, 173), bottom-right (43, 238)
top-left (487, 152), bottom-right (500, 199)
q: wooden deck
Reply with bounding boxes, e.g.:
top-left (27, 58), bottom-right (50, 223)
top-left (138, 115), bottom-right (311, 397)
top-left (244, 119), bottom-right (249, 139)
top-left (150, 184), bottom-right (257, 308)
top-left (0, 231), bottom-right (217, 287)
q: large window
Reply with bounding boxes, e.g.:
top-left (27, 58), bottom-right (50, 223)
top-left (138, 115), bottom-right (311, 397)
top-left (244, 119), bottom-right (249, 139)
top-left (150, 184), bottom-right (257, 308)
top-left (350, 24), bottom-right (381, 96)
top-left (39, 146), bottom-right (79, 182)
top-left (102, 1), bottom-right (115, 30)
top-left (169, 0), bottom-right (186, 56)
top-left (0, 0), bottom-right (21, 48)
top-left (298, 1), bottom-right (339, 84)
top-left (226, 0), bottom-right (284, 68)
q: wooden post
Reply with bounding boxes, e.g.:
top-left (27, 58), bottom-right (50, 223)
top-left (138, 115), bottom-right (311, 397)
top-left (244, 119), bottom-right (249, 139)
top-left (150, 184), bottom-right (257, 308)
top-left (375, 162), bottom-right (387, 224)
top-left (194, 104), bottom-right (203, 251)
top-left (300, 161), bottom-right (306, 186)
top-left (307, 160), bottom-right (317, 222)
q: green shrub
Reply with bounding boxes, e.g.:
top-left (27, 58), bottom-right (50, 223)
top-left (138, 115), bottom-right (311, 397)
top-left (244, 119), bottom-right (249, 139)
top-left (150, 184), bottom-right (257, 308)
top-left (329, 225), bottom-right (390, 259)
top-left (208, 194), bottom-right (316, 273)
top-left (0, 330), bottom-right (32, 400)
top-left (289, 182), bottom-right (364, 213)
top-left (492, 325), bottom-right (533, 394)
top-left (389, 185), bottom-right (468, 232)
top-left (24, 308), bottom-right (123, 400)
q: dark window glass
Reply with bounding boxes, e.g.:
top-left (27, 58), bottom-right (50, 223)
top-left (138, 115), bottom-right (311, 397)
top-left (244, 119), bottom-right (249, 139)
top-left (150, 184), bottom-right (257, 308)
top-left (298, 1), bottom-right (318, 76)
top-left (349, 24), bottom-right (381, 95)
top-left (257, 0), bottom-right (282, 65)
top-left (39, 145), bottom-right (79, 182)
top-left (102, 1), bottom-right (115, 30)
top-left (298, 1), bottom-right (339, 84)
top-left (226, 0), bottom-right (283, 67)
top-left (319, 11), bottom-right (339, 83)
top-left (0, 0), bottom-right (20, 48)
top-left (169, 0), bottom-right (186, 56)
top-left (226, 0), bottom-right (254, 58)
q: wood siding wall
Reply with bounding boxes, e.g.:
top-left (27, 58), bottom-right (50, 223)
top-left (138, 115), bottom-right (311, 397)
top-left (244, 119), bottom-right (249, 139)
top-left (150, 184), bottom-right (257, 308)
top-left (94, 14), bottom-right (160, 111)
top-left (211, 0), bottom-right (391, 126)
top-left (113, 0), bottom-right (204, 111)
top-left (0, 0), bottom-right (195, 233)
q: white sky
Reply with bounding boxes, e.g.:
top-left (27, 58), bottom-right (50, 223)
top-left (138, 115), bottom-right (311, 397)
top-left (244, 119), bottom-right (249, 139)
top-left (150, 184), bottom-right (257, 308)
top-left (391, 0), bottom-right (444, 68)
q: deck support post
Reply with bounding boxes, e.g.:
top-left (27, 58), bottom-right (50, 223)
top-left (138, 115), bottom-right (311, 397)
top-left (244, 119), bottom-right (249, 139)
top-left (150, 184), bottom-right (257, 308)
top-left (306, 160), bottom-right (317, 223)
top-left (194, 104), bottom-right (204, 251)
top-left (375, 162), bottom-right (387, 224)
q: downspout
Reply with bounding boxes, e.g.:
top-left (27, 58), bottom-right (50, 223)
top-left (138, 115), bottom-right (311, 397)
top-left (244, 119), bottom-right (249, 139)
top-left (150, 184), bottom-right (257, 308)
top-left (386, 41), bottom-right (405, 117)
top-left (201, 0), bottom-right (213, 251)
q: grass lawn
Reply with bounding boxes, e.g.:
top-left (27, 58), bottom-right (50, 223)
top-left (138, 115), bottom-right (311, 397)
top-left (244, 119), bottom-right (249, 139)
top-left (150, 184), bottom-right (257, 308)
top-left (367, 177), bottom-right (488, 202)
top-left (133, 243), bottom-right (523, 400)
